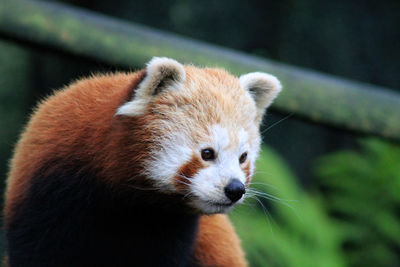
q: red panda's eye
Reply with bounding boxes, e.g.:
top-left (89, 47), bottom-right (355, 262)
top-left (201, 148), bottom-right (215, 161)
top-left (239, 152), bottom-right (248, 164)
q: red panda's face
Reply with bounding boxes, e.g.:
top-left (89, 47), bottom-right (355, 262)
top-left (143, 120), bottom-right (261, 214)
top-left (117, 57), bottom-right (281, 214)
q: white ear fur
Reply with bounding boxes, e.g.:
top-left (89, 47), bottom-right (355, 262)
top-left (116, 57), bottom-right (186, 116)
top-left (239, 72), bottom-right (282, 121)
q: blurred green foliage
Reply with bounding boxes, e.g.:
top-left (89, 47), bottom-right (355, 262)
top-left (315, 139), bottom-right (400, 266)
top-left (231, 139), bottom-right (400, 266)
top-left (231, 147), bottom-right (346, 267)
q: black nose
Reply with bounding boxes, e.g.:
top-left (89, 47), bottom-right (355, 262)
top-left (224, 179), bottom-right (246, 203)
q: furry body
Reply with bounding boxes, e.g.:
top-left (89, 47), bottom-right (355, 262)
top-left (4, 58), bottom-right (281, 266)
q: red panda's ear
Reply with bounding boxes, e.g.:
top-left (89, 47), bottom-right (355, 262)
top-left (239, 72), bottom-right (282, 122)
top-left (116, 57), bottom-right (186, 116)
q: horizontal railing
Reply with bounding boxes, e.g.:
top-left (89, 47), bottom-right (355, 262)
top-left (0, 0), bottom-right (399, 140)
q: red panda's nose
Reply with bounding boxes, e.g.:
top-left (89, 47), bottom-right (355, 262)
top-left (224, 179), bottom-right (246, 203)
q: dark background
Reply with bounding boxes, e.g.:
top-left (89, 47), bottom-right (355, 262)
top-left (1, 0), bottom-right (399, 185)
top-left (0, 1), bottom-right (399, 266)
top-left (0, 0), bottom-right (400, 187)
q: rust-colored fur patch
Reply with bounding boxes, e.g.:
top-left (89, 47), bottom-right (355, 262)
top-left (194, 214), bottom-right (248, 267)
top-left (242, 162), bottom-right (251, 187)
top-left (174, 154), bottom-right (204, 190)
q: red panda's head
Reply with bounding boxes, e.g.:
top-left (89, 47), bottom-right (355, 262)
top-left (116, 57), bottom-right (281, 214)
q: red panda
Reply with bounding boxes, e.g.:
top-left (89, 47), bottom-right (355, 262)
top-left (3, 57), bottom-right (281, 266)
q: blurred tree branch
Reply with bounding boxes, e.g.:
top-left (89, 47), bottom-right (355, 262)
top-left (0, 0), bottom-right (399, 140)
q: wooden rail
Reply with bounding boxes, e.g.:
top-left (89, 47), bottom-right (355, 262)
top-left (1, 0), bottom-right (400, 140)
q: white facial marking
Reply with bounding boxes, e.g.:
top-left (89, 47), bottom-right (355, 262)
top-left (146, 132), bottom-right (192, 191)
top-left (238, 128), bottom-right (250, 164)
top-left (146, 123), bottom-right (257, 214)
top-left (208, 124), bottom-right (230, 151)
top-left (189, 125), bottom-right (251, 213)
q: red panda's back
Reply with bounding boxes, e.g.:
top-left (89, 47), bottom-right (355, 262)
top-left (4, 72), bottom-right (142, 225)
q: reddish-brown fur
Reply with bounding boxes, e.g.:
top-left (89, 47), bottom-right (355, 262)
top-left (4, 71), bottom-right (150, 225)
top-left (194, 214), bottom-right (247, 266)
top-left (243, 162), bottom-right (252, 187)
top-left (4, 69), bottom-right (248, 266)
top-left (175, 154), bottom-right (205, 190)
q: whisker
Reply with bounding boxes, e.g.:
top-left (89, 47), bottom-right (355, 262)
top-left (175, 179), bottom-right (191, 187)
top-left (240, 199), bottom-right (257, 208)
top-left (247, 188), bottom-right (298, 203)
top-left (123, 184), bottom-right (159, 191)
top-left (254, 170), bottom-right (273, 175)
top-left (261, 113), bottom-right (294, 134)
top-left (177, 173), bottom-right (191, 182)
top-left (247, 195), bottom-right (275, 235)
top-left (182, 190), bottom-right (195, 200)
top-left (247, 189), bottom-right (302, 221)
top-left (248, 181), bottom-right (280, 191)
top-left (261, 113), bottom-right (294, 135)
